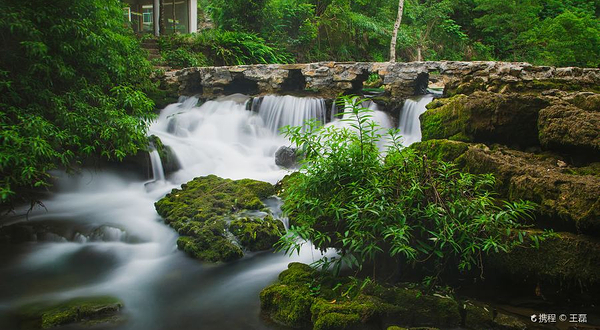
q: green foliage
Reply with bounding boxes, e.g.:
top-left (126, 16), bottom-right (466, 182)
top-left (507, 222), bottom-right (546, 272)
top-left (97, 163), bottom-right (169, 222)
top-left (159, 31), bottom-right (291, 66)
top-left (277, 95), bottom-right (538, 280)
top-left (194, 0), bottom-right (598, 65)
top-left (161, 48), bottom-right (208, 69)
top-left (525, 10), bottom-right (599, 67)
top-left (0, 0), bottom-right (156, 207)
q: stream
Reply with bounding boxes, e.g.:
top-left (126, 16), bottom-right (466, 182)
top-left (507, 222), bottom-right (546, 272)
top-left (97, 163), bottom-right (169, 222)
top-left (0, 93), bottom-right (433, 330)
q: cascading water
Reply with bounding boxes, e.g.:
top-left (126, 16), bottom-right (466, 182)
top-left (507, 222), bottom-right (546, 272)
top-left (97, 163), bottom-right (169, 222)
top-left (327, 99), bottom-right (394, 150)
top-left (397, 94), bottom-right (435, 146)
top-left (148, 149), bottom-right (165, 182)
top-left (0, 94), bottom-right (332, 330)
top-left (252, 95), bottom-right (327, 133)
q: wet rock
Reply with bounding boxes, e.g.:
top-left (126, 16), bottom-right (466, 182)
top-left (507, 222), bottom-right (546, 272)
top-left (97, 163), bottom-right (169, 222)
top-left (17, 296), bottom-right (123, 329)
top-left (148, 135), bottom-right (181, 175)
top-left (154, 175), bottom-right (280, 262)
top-left (275, 146), bottom-right (298, 168)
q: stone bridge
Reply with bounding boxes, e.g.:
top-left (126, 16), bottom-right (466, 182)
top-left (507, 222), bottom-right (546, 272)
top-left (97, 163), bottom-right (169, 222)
top-left (162, 61), bottom-right (600, 102)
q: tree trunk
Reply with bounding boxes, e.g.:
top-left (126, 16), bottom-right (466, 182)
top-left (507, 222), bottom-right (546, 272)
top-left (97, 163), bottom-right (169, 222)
top-left (389, 0), bottom-right (405, 62)
top-left (159, 0), bottom-right (166, 35)
top-left (417, 46), bottom-right (422, 62)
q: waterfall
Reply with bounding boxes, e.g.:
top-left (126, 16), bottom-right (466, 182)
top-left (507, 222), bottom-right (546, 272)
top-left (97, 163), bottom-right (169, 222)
top-left (252, 95), bottom-right (327, 134)
top-left (397, 94), bottom-right (434, 146)
top-left (0, 94), bottom-right (337, 330)
top-left (327, 99), bottom-right (393, 149)
top-left (148, 149), bottom-right (165, 182)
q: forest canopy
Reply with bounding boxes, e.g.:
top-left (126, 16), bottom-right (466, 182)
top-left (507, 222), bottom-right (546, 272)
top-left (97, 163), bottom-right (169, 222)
top-left (0, 0), bottom-right (156, 207)
top-left (195, 0), bottom-right (599, 67)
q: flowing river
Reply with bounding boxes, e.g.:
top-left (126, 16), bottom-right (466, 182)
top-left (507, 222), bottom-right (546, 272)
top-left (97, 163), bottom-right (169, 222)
top-left (0, 93), bottom-right (433, 330)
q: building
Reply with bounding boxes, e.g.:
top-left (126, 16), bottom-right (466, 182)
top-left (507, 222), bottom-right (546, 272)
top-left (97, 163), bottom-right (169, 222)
top-left (123, 0), bottom-right (198, 36)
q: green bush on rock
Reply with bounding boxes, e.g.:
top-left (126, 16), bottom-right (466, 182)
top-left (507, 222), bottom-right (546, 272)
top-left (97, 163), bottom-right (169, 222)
top-left (277, 95), bottom-right (538, 280)
top-left (155, 175), bottom-right (282, 262)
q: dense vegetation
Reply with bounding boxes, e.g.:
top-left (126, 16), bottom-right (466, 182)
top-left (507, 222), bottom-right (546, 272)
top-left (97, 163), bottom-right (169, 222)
top-left (0, 0), bottom-right (156, 207)
top-left (277, 97), bottom-right (541, 281)
top-left (159, 0), bottom-right (599, 68)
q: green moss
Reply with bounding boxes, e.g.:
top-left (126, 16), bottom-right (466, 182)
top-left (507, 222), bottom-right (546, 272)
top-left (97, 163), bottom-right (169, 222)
top-left (229, 215), bottom-right (284, 251)
top-left (313, 311), bottom-right (361, 330)
top-left (260, 284), bottom-right (314, 328)
top-left (311, 295), bottom-right (384, 330)
top-left (409, 140), bottom-right (469, 162)
top-left (381, 287), bottom-right (461, 328)
top-left (488, 231), bottom-right (600, 290)
top-left (260, 263), bottom-right (463, 330)
top-left (155, 175), bottom-right (278, 262)
top-left (420, 94), bottom-right (470, 142)
top-left (18, 296), bottom-right (123, 329)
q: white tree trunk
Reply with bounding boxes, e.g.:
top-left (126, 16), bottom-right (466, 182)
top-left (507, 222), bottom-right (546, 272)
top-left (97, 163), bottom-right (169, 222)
top-left (389, 0), bottom-right (405, 62)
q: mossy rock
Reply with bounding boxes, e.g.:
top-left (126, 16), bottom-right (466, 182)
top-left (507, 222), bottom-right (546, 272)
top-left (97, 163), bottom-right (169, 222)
top-left (410, 141), bottom-right (600, 235)
top-left (148, 135), bottom-right (181, 175)
top-left (155, 175), bottom-right (275, 225)
top-left (155, 175), bottom-right (278, 262)
top-left (378, 287), bottom-right (461, 328)
top-left (487, 231), bottom-right (600, 293)
top-left (260, 283), bottom-right (314, 328)
top-left (538, 103), bottom-right (600, 157)
top-left (420, 92), bottom-right (550, 148)
top-left (17, 296), bottom-right (123, 329)
top-left (260, 263), bottom-right (464, 330)
top-left (229, 215), bottom-right (284, 251)
top-left (311, 295), bottom-right (384, 330)
top-left (176, 223), bottom-right (243, 262)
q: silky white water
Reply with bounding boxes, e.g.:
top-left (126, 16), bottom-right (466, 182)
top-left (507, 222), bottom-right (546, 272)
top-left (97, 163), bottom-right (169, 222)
top-left (397, 94), bottom-right (435, 146)
top-left (0, 94), bottom-right (331, 330)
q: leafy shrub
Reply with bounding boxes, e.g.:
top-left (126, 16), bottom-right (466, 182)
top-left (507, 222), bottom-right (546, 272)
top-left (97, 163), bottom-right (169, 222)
top-left (277, 96), bottom-right (539, 280)
top-left (0, 0), bottom-right (156, 207)
top-left (162, 49), bottom-right (208, 68)
top-left (159, 31), bottom-right (291, 66)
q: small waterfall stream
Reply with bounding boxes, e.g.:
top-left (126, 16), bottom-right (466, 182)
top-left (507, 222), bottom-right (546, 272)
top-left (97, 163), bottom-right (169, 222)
top-left (397, 94), bottom-right (435, 146)
top-left (0, 94), bottom-right (332, 330)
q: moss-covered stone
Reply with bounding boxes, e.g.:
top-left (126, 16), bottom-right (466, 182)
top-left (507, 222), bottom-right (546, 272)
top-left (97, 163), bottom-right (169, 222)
top-left (460, 145), bottom-right (600, 234)
top-left (260, 263), bottom-right (466, 330)
top-left (420, 92), bottom-right (550, 148)
top-left (18, 296), bottom-right (123, 329)
top-left (260, 283), bottom-right (314, 328)
top-left (229, 215), bottom-right (284, 251)
top-left (488, 230), bottom-right (600, 292)
top-left (410, 141), bottom-right (600, 235)
top-left (148, 135), bottom-right (181, 175)
top-left (538, 103), bottom-right (600, 156)
top-left (409, 139), bottom-right (469, 163)
top-left (311, 295), bottom-right (384, 330)
top-left (155, 175), bottom-right (279, 262)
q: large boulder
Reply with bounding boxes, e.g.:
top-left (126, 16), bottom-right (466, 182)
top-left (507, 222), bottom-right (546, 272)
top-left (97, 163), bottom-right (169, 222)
top-left (420, 92), bottom-right (550, 147)
top-left (155, 175), bottom-right (282, 262)
top-left (538, 102), bottom-right (600, 157)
